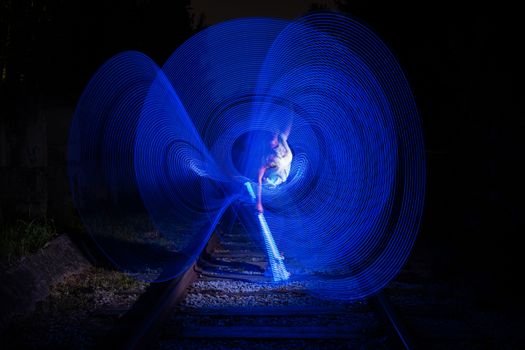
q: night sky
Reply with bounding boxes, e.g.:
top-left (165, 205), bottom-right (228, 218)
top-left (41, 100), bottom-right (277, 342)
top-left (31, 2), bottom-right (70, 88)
top-left (1, 1), bottom-right (522, 306)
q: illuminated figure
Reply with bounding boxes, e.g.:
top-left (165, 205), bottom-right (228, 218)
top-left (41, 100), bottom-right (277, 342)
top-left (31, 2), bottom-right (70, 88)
top-left (256, 124), bottom-right (292, 213)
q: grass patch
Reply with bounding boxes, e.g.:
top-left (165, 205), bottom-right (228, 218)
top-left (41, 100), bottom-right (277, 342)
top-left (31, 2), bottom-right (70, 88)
top-left (0, 218), bottom-right (58, 266)
top-left (5, 267), bottom-right (149, 349)
top-left (46, 267), bottom-right (149, 311)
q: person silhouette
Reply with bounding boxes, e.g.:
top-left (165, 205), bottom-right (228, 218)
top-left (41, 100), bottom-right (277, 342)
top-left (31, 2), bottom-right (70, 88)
top-left (256, 124), bottom-right (292, 213)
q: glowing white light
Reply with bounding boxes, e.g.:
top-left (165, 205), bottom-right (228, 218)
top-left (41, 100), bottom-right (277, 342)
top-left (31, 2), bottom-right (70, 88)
top-left (244, 182), bottom-right (289, 281)
top-left (189, 160), bottom-right (207, 177)
top-left (244, 181), bottom-right (256, 202)
top-left (257, 212), bottom-right (290, 282)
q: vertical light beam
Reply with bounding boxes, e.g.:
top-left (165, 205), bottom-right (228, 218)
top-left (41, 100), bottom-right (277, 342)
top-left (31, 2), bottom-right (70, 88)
top-left (245, 181), bottom-right (290, 282)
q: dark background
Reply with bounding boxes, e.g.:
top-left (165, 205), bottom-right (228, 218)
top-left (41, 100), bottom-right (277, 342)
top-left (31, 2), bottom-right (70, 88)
top-left (1, 0), bottom-right (522, 307)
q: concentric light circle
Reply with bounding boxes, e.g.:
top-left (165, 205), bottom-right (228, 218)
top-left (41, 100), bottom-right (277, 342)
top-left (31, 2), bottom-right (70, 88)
top-left (68, 13), bottom-right (425, 299)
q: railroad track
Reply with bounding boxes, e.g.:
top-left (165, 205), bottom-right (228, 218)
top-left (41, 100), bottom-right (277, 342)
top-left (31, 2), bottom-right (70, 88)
top-left (108, 209), bottom-right (417, 350)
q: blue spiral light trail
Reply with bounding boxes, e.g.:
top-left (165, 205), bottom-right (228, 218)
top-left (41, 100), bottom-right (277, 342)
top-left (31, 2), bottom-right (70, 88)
top-left (68, 13), bottom-right (425, 300)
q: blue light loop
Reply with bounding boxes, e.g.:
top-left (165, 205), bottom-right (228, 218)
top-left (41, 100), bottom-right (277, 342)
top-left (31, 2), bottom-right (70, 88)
top-left (68, 13), bottom-right (425, 300)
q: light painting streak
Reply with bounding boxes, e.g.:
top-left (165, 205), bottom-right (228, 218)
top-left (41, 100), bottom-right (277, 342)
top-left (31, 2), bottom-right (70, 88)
top-left (68, 13), bottom-right (425, 300)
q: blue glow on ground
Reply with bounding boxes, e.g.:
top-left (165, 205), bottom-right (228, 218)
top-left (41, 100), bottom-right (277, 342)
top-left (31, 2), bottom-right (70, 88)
top-left (68, 13), bottom-right (425, 300)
